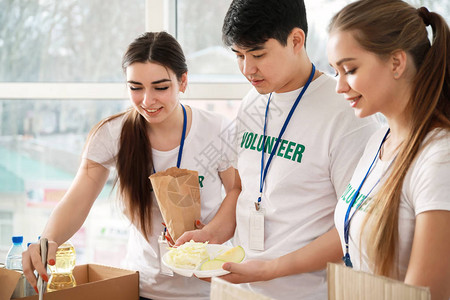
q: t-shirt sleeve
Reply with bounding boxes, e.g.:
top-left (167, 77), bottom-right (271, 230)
top-left (82, 119), bottom-right (120, 169)
top-left (217, 115), bottom-right (238, 172)
top-left (329, 116), bottom-right (381, 198)
top-left (407, 135), bottom-right (450, 214)
top-left (232, 92), bottom-right (252, 170)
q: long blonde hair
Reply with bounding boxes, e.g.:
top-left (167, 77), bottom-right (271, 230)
top-left (329, 0), bottom-right (450, 276)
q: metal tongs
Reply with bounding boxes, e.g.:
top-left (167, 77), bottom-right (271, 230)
top-left (37, 238), bottom-right (48, 300)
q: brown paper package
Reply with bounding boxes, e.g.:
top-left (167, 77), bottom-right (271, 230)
top-left (149, 167), bottom-right (201, 241)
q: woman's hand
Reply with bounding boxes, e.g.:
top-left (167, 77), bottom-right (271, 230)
top-left (21, 159), bottom-right (109, 292)
top-left (174, 222), bottom-right (211, 247)
top-left (165, 220), bottom-right (206, 247)
top-left (22, 240), bottom-right (59, 293)
top-left (177, 167), bottom-right (241, 248)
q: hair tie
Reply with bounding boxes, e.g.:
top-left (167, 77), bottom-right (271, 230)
top-left (417, 7), bottom-right (432, 26)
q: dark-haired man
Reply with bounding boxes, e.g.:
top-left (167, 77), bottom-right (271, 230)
top-left (177, 0), bottom-right (379, 299)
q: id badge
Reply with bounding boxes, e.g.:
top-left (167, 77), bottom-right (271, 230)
top-left (158, 234), bottom-right (173, 276)
top-left (249, 203), bottom-right (265, 251)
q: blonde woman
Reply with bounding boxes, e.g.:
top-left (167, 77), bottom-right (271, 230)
top-left (328, 1), bottom-right (450, 299)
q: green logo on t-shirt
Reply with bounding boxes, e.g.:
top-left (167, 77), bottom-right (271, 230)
top-left (340, 183), bottom-right (374, 212)
top-left (240, 131), bottom-right (306, 163)
top-left (198, 175), bottom-right (204, 188)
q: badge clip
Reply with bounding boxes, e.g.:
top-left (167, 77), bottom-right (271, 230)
top-left (254, 201), bottom-right (261, 211)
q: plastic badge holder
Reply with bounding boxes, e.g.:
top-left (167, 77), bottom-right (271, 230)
top-left (158, 232), bottom-right (174, 276)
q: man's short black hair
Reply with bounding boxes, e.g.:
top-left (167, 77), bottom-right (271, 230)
top-left (222, 0), bottom-right (308, 49)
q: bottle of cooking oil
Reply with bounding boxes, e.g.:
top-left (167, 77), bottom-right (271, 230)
top-left (47, 240), bottom-right (77, 292)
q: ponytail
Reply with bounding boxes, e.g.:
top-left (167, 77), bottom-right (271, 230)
top-left (116, 108), bottom-right (153, 241)
top-left (367, 5), bottom-right (450, 277)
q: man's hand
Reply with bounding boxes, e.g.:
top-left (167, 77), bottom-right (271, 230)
top-left (200, 259), bottom-right (272, 284)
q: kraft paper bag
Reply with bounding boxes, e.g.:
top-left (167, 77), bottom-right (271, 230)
top-left (149, 167), bottom-right (201, 241)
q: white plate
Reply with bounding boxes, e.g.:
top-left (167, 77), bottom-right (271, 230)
top-left (162, 244), bottom-right (240, 278)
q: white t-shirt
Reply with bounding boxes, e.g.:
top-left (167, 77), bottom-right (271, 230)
top-left (234, 74), bottom-right (380, 300)
top-left (83, 106), bottom-right (235, 300)
top-left (335, 127), bottom-right (450, 280)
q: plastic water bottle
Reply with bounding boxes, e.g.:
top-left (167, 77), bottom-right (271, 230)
top-left (47, 240), bottom-right (77, 292)
top-left (5, 236), bottom-right (24, 270)
top-left (6, 236), bottom-right (26, 298)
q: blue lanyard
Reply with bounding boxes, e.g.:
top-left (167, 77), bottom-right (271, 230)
top-left (152, 103), bottom-right (187, 173)
top-left (257, 64), bottom-right (316, 208)
top-left (343, 128), bottom-right (390, 267)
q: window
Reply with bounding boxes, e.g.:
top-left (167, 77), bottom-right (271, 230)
top-left (176, 0), bottom-right (241, 80)
top-left (0, 0), bottom-right (144, 83)
top-left (0, 211), bottom-right (13, 251)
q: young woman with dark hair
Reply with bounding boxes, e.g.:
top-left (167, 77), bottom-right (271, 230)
top-left (22, 31), bottom-right (241, 300)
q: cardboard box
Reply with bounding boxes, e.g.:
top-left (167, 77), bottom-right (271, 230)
top-left (327, 263), bottom-right (430, 300)
top-left (0, 264), bottom-right (139, 300)
top-left (0, 267), bottom-right (22, 300)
